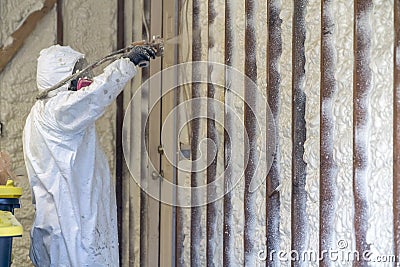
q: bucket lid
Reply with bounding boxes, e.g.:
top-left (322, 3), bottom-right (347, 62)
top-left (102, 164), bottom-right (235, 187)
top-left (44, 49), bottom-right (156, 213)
top-left (0, 180), bottom-right (22, 198)
top-left (0, 211), bottom-right (22, 237)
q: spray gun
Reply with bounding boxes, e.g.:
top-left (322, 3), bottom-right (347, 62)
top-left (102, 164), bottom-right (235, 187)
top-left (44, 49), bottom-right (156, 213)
top-left (131, 36), bottom-right (164, 67)
top-left (36, 36), bottom-right (164, 100)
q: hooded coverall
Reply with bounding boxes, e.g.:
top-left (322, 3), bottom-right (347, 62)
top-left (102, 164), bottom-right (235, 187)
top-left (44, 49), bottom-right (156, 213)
top-left (23, 45), bottom-right (136, 266)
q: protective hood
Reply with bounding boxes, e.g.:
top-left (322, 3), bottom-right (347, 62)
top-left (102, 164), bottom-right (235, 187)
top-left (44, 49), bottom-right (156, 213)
top-left (36, 45), bottom-right (84, 93)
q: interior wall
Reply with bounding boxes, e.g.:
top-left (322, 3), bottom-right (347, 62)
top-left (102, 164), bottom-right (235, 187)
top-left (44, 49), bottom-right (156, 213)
top-left (0, 0), bottom-right (396, 266)
top-left (171, 0), bottom-right (395, 266)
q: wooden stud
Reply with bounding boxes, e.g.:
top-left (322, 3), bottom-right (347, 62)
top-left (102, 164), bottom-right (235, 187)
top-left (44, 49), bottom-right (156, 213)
top-left (266, 0), bottom-right (282, 264)
top-left (190, 0), bottom-right (202, 265)
top-left (291, 0), bottom-right (308, 265)
top-left (244, 0), bottom-right (258, 264)
top-left (223, 0), bottom-right (234, 265)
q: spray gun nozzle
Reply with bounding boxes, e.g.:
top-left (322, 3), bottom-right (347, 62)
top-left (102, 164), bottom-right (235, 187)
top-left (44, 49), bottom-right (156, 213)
top-left (150, 35), bottom-right (164, 57)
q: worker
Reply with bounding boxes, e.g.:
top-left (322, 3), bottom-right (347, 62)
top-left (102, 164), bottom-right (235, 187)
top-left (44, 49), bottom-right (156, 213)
top-left (23, 44), bottom-right (156, 266)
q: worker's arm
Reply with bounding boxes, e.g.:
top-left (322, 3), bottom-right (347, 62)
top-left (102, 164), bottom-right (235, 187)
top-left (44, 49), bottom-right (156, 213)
top-left (50, 58), bottom-right (136, 132)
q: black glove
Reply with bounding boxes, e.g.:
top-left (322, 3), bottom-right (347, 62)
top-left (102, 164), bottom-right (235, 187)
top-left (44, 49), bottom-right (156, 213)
top-left (126, 46), bottom-right (156, 66)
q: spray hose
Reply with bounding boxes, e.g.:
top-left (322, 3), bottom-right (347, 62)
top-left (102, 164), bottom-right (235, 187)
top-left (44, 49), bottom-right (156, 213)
top-left (36, 36), bottom-right (164, 100)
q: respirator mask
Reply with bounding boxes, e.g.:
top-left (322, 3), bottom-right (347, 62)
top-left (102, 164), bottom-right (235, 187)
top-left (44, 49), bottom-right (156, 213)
top-left (69, 57), bottom-right (94, 91)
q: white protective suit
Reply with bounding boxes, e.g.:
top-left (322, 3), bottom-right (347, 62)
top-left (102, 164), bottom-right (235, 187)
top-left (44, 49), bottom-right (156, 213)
top-left (23, 45), bottom-right (136, 266)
